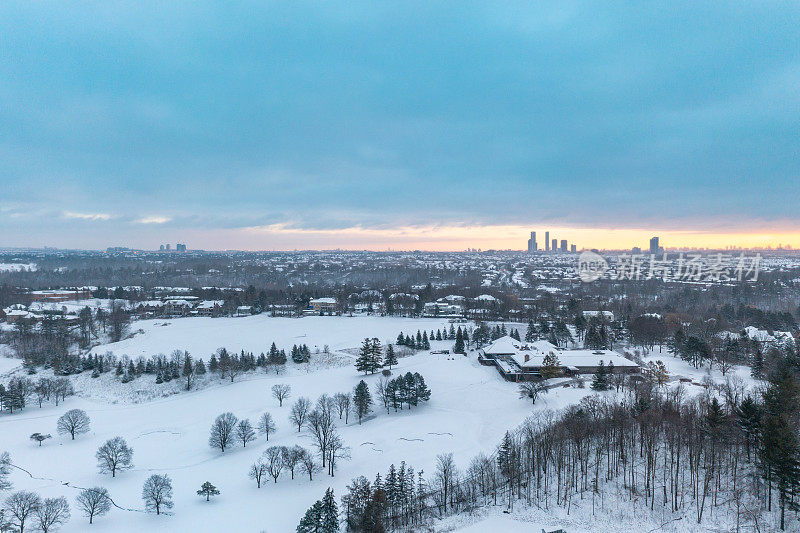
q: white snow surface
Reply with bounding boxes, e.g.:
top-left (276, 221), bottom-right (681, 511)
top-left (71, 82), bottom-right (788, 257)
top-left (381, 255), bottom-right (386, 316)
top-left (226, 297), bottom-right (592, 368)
top-left (0, 320), bottom-right (768, 532)
top-left (3, 316), bottom-right (599, 532)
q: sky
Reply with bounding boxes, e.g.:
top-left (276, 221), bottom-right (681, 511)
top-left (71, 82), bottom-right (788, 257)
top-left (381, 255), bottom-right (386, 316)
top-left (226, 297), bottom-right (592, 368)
top-left (1, 1), bottom-right (799, 251)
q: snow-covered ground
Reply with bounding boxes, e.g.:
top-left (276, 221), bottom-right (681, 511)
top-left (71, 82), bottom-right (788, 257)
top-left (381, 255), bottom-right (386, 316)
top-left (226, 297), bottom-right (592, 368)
top-left (2, 316), bottom-right (600, 532)
top-left (90, 315), bottom-right (460, 360)
top-left (0, 318), bottom-right (765, 532)
top-left (0, 262), bottom-right (37, 272)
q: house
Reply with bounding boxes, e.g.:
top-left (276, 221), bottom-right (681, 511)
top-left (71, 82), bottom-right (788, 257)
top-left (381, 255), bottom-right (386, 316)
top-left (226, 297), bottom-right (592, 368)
top-left (422, 300), bottom-right (464, 318)
top-left (28, 289), bottom-right (93, 302)
top-left (308, 298), bottom-right (337, 315)
top-left (196, 300), bottom-right (225, 317)
top-left (480, 336), bottom-right (638, 382)
top-left (583, 310), bottom-right (614, 322)
top-left (236, 305), bottom-right (253, 317)
top-left (163, 299), bottom-right (193, 317)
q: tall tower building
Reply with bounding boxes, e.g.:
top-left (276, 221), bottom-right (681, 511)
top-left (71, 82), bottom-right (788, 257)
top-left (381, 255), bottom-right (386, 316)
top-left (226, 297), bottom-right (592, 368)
top-left (649, 236), bottom-right (659, 255)
top-left (545, 231), bottom-right (550, 251)
top-left (560, 239), bottom-right (567, 252)
top-left (552, 239), bottom-right (557, 252)
top-left (527, 231), bottom-right (537, 252)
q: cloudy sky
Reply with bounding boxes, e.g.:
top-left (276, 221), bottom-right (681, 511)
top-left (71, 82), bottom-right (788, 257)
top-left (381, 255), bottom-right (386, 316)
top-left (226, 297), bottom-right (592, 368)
top-left (1, 1), bottom-right (798, 250)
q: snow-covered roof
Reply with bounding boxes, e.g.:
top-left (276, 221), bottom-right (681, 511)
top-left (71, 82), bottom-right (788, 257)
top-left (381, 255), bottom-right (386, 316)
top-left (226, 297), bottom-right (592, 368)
top-left (484, 336), bottom-right (637, 369)
top-left (309, 297), bottom-right (336, 304)
top-left (474, 294), bottom-right (498, 301)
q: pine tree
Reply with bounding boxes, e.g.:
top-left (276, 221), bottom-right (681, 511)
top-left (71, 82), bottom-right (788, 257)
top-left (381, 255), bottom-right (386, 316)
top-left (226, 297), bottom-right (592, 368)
top-left (196, 481), bottom-right (220, 501)
top-left (370, 338), bottom-right (384, 370)
top-left (355, 339), bottom-right (375, 375)
top-left (297, 500), bottom-right (324, 533)
top-left (591, 360), bottom-right (608, 391)
top-left (454, 327), bottom-right (465, 354)
top-left (540, 352), bottom-right (561, 379)
top-left (353, 380), bottom-right (373, 424)
top-left (384, 344), bottom-right (398, 369)
top-left (320, 488), bottom-right (339, 532)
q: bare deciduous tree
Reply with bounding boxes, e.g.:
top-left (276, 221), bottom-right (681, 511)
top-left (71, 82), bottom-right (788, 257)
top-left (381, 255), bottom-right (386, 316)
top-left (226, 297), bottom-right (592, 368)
top-left (4, 490), bottom-right (41, 533)
top-left (299, 447), bottom-right (318, 481)
top-left (271, 384), bottom-right (291, 406)
top-left (236, 419), bottom-right (256, 447)
top-left (209, 412), bottom-right (238, 452)
top-left (257, 412), bottom-right (276, 441)
top-left (263, 446), bottom-right (285, 483)
top-left (95, 437), bottom-right (133, 477)
top-left (56, 409), bottom-right (90, 440)
top-left (249, 459), bottom-right (268, 488)
top-left (334, 392), bottom-right (351, 423)
top-left (289, 397), bottom-right (311, 432)
top-left (141, 474), bottom-right (173, 515)
top-left (75, 487), bottom-right (111, 524)
top-left (35, 496), bottom-right (70, 533)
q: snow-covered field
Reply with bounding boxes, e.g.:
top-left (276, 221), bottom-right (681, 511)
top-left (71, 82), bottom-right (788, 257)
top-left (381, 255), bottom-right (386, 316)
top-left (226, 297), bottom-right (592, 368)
top-left (0, 262), bottom-right (37, 272)
top-left (2, 316), bottom-right (599, 532)
top-left (0, 317), bottom-right (764, 532)
top-left (90, 315), bottom-right (461, 360)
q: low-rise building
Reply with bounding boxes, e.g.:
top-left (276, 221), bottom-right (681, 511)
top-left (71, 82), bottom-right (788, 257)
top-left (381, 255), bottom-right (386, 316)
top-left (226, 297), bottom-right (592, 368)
top-left (480, 336), bottom-right (638, 382)
top-left (307, 298), bottom-right (337, 314)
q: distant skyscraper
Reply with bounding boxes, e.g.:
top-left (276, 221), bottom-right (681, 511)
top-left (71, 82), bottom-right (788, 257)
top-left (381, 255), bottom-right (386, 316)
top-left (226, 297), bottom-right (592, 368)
top-left (176, 243), bottom-right (187, 252)
top-left (545, 231), bottom-right (550, 251)
top-left (159, 244), bottom-right (165, 251)
top-left (570, 244), bottom-right (576, 252)
top-left (560, 239), bottom-right (567, 252)
top-left (166, 243), bottom-right (171, 251)
top-left (649, 236), bottom-right (659, 254)
top-left (527, 231), bottom-right (537, 252)
top-left (552, 239), bottom-right (557, 252)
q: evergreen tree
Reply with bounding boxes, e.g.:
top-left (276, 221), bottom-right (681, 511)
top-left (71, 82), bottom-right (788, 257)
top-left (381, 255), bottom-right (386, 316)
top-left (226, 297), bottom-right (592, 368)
top-left (540, 352), bottom-right (561, 379)
top-left (355, 339), bottom-right (376, 374)
top-left (384, 344), bottom-right (398, 369)
top-left (196, 481), bottom-right (220, 502)
top-left (353, 380), bottom-right (373, 424)
top-left (453, 327), bottom-right (465, 354)
top-left (592, 360), bottom-right (608, 391)
top-left (297, 500), bottom-right (324, 533)
top-left (320, 488), bottom-right (339, 532)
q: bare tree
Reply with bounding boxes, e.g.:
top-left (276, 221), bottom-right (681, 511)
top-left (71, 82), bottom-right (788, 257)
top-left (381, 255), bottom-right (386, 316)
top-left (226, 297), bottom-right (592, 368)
top-left (35, 496), bottom-right (70, 533)
top-left (141, 474), bottom-right (173, 515)
top-left (249, 459), bottom-right (268, 488)
top-left (334, 392), bottom-right (351, 423)
top-left (327, 434), bottom-right (350, 477)
top-left (376, 378), bottom-right (390, 414)
top-left (299, 447), bottom-right (319, 481)
top-left (518, 381), bottom-right (548, 406)
top-left (306, 405), bottom-right (336, 469)
top-left (56, 409), bottom-right (90, 440)
top-left (4, 490), bottom-right (41, 533)
top-left (257, 412), bottom-right (276, 441)
top-left (209, 412), bottom-right (239, 452)
top-left (282, 445), bottom-right (303, 479)
top-left (75, 487), bottom-right (111, 524)
top-left (0, 452), bottom-right (12, 491)
top-left (95, 437), bottom-right (134, 477)
top-left (289, 397), bottom-right (311, 432)
top-left (264, 446), bottom-right (285, 483)
top-left (434, 453), bottom-right (458, 513)
top-left (271, 384), bottom-right (291, 406)
top-left (236, 419), bottom-right (256, 447)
